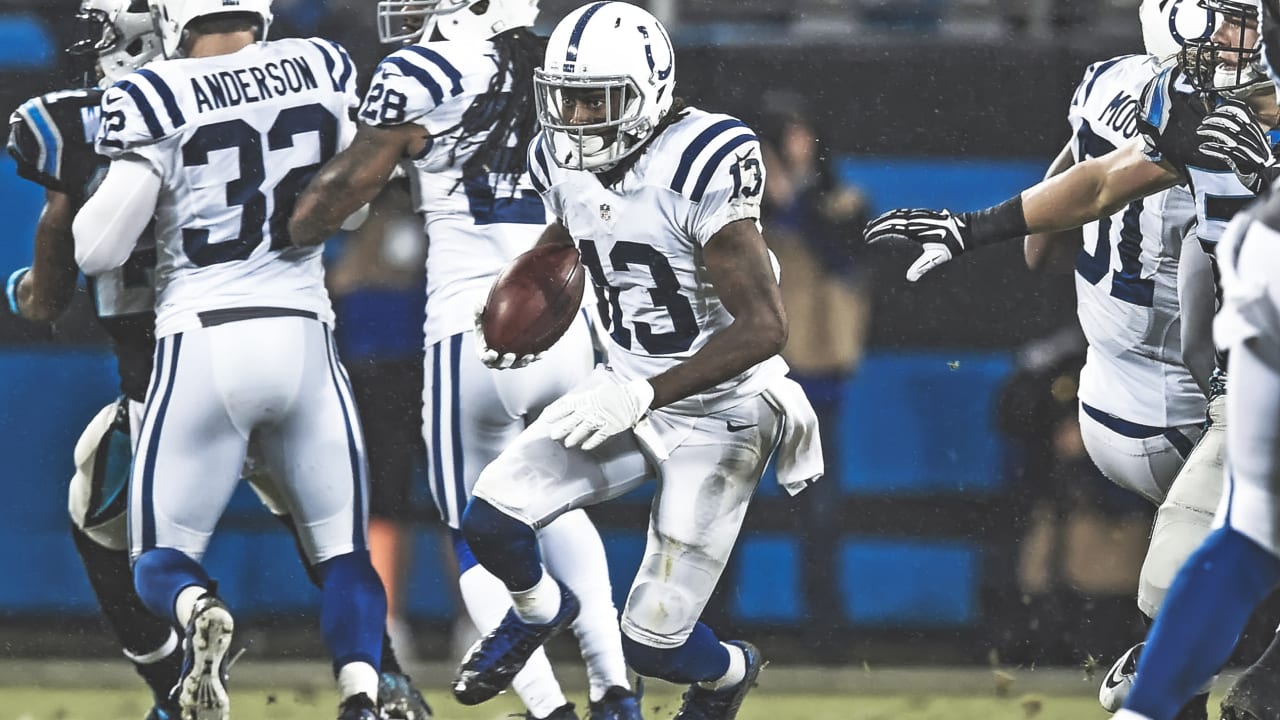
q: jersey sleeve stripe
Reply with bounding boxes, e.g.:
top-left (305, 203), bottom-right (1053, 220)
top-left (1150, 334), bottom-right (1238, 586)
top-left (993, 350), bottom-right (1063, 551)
top-left (670, 118), bottom-right (748, 194)
top-left (689, 132), bottom-right (757, 203)
top-left (29, 102), bottom-right (62, 178)
top-left (564, 2), bottom-right (609, 66)
top-left (1082, 55), bottom-right (1128, 103)
top-left (326, 40), bottom-right (356, 93)
top-left (529, 134), bottom-right (552, 193)
top-left (135, 69), bottom-right (186, 130)
top-left (115, 80), bottom-right (164, 139)
top-left (15, 102), bottom-right (52, 177)
top-left (385, 56), bottom-right (446, 105)
top-left (307, 39), bottom-right (344, 92)
top-left (403, 46), bottom-right (464, 98)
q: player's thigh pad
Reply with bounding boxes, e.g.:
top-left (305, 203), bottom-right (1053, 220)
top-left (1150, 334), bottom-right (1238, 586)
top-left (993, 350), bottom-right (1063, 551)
top-left (251, 322), bottom-right (370, 565)
top-left (1078, 405), bottom-right (1202, 506)
top-left (472, 368), bottom-right (652, 529)
top-left (621, 393), bottom-right (783, 648)
top-left (69, 400), bottom-right (132, 551)
top-left (1139, 395), bottom-right (1224, 617)
top-left (426, 322), bottom-right (595, 528)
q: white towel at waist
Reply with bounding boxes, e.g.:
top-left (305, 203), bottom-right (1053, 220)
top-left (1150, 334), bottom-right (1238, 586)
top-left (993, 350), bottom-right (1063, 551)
top-left (762, 376), bottom-right (824, 495)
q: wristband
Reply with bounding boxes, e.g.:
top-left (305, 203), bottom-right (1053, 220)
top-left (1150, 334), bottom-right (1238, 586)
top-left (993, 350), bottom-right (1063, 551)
top-left (6, 266), bottom-right (29, 316)
top-left (961, 196), bottom-right (1029, 249)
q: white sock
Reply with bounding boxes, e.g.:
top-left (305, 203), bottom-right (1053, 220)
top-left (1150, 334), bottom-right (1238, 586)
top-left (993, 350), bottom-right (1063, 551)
top-left (1114, 710), bottom-right (1153, 720)
top-left (337, 661), bottom-right (379, 703)
top-left (698, 643), bottom-right (746, 691)
top-left (173, 585), bottom-right (207, 629)
top-left (460, 566), bottom-right (568, 718)
top-left (511, 571), bottom-right (562, 625)
top-left (122, 629), bottom-right (179, 665)
top-left (540, 509), bottom-right (630, 701)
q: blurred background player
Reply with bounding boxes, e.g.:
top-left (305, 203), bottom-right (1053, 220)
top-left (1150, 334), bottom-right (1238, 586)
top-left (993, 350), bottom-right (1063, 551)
top-left (289, 1), bottom-right (641, 718)
top-left (5, 1), bottom-right (178, 716)
top-left (757, 100), bottom-right (871, 644)
top-left (440, 4), bottom-right (821, 719)
top-left (863, 1), bottom-right (1280, 716)
top-left (327, 180), bottom-right (427, 663)
top-left (72, 1), bottom-right (392, 718)
top-left (1114, 6), bottom-right (1280, 718)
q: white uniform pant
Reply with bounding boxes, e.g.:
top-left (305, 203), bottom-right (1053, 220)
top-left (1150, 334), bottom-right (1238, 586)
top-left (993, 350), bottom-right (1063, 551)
top-left (1078, 402), bottom-right (1203, 506)
top-left (128, 315), bottom-right (368, 565)
top-left (473, 367), bottom-right (783, 648)
top-left (423, 317), bottom-right (594, 528)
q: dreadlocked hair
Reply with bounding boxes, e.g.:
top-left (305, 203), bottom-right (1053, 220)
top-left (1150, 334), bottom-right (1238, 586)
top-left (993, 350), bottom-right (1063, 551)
top-left (444, 28), bottom-right (547, 193)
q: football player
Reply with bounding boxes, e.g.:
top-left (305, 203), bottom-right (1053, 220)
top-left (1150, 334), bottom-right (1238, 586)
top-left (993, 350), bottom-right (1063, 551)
top-left (864, 2), bottom-right (1278, 716)
top-left (8, 3), bottom-right (432, 719)
top-left (289, 1), bottom-right (640, 718)
top-left (443, 3), bottom-right (821, 718)
top-left (69, 1), bottom-right (390, 718)
top-left (1115, 6), bottom-right (1280, 718)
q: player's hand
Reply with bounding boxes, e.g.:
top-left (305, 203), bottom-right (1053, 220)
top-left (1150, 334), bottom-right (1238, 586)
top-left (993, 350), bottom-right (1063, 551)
top-left (1197, 100), bottom-right (1279, 195)
top-left (473, 304), bottom-right (543, 370)
top-left (542, 378), bottom-right (654, 451)
top-left (863, 208), bottom-right (972, 282)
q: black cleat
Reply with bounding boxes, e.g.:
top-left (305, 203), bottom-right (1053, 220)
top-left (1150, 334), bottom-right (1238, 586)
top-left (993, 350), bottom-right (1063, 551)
top-left (174, 594), bottom-right (234, 720)
top-left (337, 692), bottom-right (379, 720)
top-left (1222, 661), bottom-right (1280, 720)
top-left (378, 671), bottom-right (433, 719)
top-left (588, 685), bottom-right (642, 720)
top-left (452, 585), bottom-right (580, 705)
top-left (672, 642), bottom-right (763, 720)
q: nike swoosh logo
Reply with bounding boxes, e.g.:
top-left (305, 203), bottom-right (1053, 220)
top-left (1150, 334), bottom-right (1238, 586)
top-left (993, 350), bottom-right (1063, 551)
top-left (726, 421), bottom-right (757, 432)
top-left (1103, 648), bottom-right (1140, 690)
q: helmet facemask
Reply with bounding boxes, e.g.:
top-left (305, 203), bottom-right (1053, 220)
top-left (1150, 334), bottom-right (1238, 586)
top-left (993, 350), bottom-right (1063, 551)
top-left (377, 0), bottom-right (537, 44)
top-left (376, 0), bottom-right (466, 44)
top-left (67, 0), bottom-right (161, 87)
top-left (534, 70), bottom-right (650, 172)
top-left (1182, 0), bottom-right (1271, 97)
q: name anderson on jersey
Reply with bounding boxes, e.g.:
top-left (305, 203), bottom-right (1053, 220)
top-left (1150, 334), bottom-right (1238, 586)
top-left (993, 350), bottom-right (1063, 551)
top-left (188, 55), bottom-right (319, 114)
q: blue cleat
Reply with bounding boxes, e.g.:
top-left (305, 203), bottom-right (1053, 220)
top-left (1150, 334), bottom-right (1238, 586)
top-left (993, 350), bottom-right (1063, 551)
top-left (452, 585), bottom-right (580, 705)
top-left (672, 642), bottom-right (763, 720)
top-left (174, 594), bottom-right (234, 720)
top-left (378, 671), bottom-right (434, 719)
top-left (588, 685), bottom-right (643, 720)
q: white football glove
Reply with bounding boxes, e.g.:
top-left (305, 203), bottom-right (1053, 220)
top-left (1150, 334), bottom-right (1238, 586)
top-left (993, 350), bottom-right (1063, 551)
top-left (543, 378), bottom-right (654, 451)
top-left (1197, 100), bottom-right (1279, 195)
top-left (863, 208), bottom-right (972, 282)
top-left (473, 304), bottom-right (544, 370)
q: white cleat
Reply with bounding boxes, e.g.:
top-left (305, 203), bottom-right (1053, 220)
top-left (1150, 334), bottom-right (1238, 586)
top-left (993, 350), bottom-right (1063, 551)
top-left (177, 595), bottom-right (235, 720)
top-left (1099, 642), bottom-right (1143, 713)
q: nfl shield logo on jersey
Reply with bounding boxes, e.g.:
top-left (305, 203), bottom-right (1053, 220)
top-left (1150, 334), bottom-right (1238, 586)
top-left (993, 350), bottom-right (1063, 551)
top-left (599, 203), bottom-right (612, 222)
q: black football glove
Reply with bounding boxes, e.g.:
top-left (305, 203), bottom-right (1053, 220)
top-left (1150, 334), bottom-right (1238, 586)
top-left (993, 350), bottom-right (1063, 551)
top-left (863, 208), bottom-right (973, 281)
top-left (1197, 100), bottom-right (1280, 195)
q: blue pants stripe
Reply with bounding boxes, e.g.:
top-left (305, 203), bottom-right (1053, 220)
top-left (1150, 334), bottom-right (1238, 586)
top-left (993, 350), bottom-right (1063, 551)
top-left (449, 333), bottom-right (466, 524)
top-left (139, 334), bottom-right (183, 551)
top-left (429, 339), bottom-right (448, 523)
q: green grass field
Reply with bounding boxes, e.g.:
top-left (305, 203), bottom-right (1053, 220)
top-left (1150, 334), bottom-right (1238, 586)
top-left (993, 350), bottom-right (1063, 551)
top-left (1, 687), bottom-right (1111, 720)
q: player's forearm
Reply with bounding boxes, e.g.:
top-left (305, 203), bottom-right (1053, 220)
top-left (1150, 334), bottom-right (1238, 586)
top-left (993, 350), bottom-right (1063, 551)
top-left (21, 195), bottom-right (80, 321)
top-left (647, 311), bottom-right (787, 410)
top-left (1023, 143), bottom-right (1083, 273)
top-left (290, 156), bottom-right (390, 247)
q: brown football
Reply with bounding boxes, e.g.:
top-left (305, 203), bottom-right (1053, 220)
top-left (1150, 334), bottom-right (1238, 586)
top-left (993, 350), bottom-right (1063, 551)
top-left (481, 243), bottom-right (586, 356)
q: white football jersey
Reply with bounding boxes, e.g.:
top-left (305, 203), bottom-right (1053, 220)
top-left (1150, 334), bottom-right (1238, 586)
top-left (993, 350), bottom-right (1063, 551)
top-left (360, 40), bottom-right (549, 346)
top-left (1068, 54), bottom-right (1205, 428)
top-left (95, 38), bottom-right (359, 336)
top-left (529, 108), bottom-right (788, 415)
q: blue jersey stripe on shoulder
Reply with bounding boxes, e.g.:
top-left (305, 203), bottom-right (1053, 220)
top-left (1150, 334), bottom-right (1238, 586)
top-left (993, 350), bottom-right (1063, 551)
top-left (135, 69), bottom-right (185, 130)
top-left (1144, 67), bottom-right (1174, 130)
top-left (565, 2), bottom-right (609, 67)
top-left (386, 56), bottom-right (445, 105)
top-left (24, 102), bottom-right (58, 177)
top-left (323, 39), bottom-right (355, 92)
top-left (116, 80), bottom-right (163, 139)
top-left (690, 132), bottom-right (757, 202)
top-left (307, 39), bottom-right (343, 91)
top-left (529, 135), bottom-right (550, 193)
top-left (671, 118), bottom-right (748, 193)
top-left (404, 46), bottom-right (463, 98)
top-left (1082, 56), bottom-right (1128, 102)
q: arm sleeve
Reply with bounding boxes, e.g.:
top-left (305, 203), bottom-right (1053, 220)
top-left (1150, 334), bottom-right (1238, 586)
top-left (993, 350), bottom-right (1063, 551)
top-left (73, 155), bottom-right (160, 276)
top-left (687, 137), bottom-right (766, 247)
